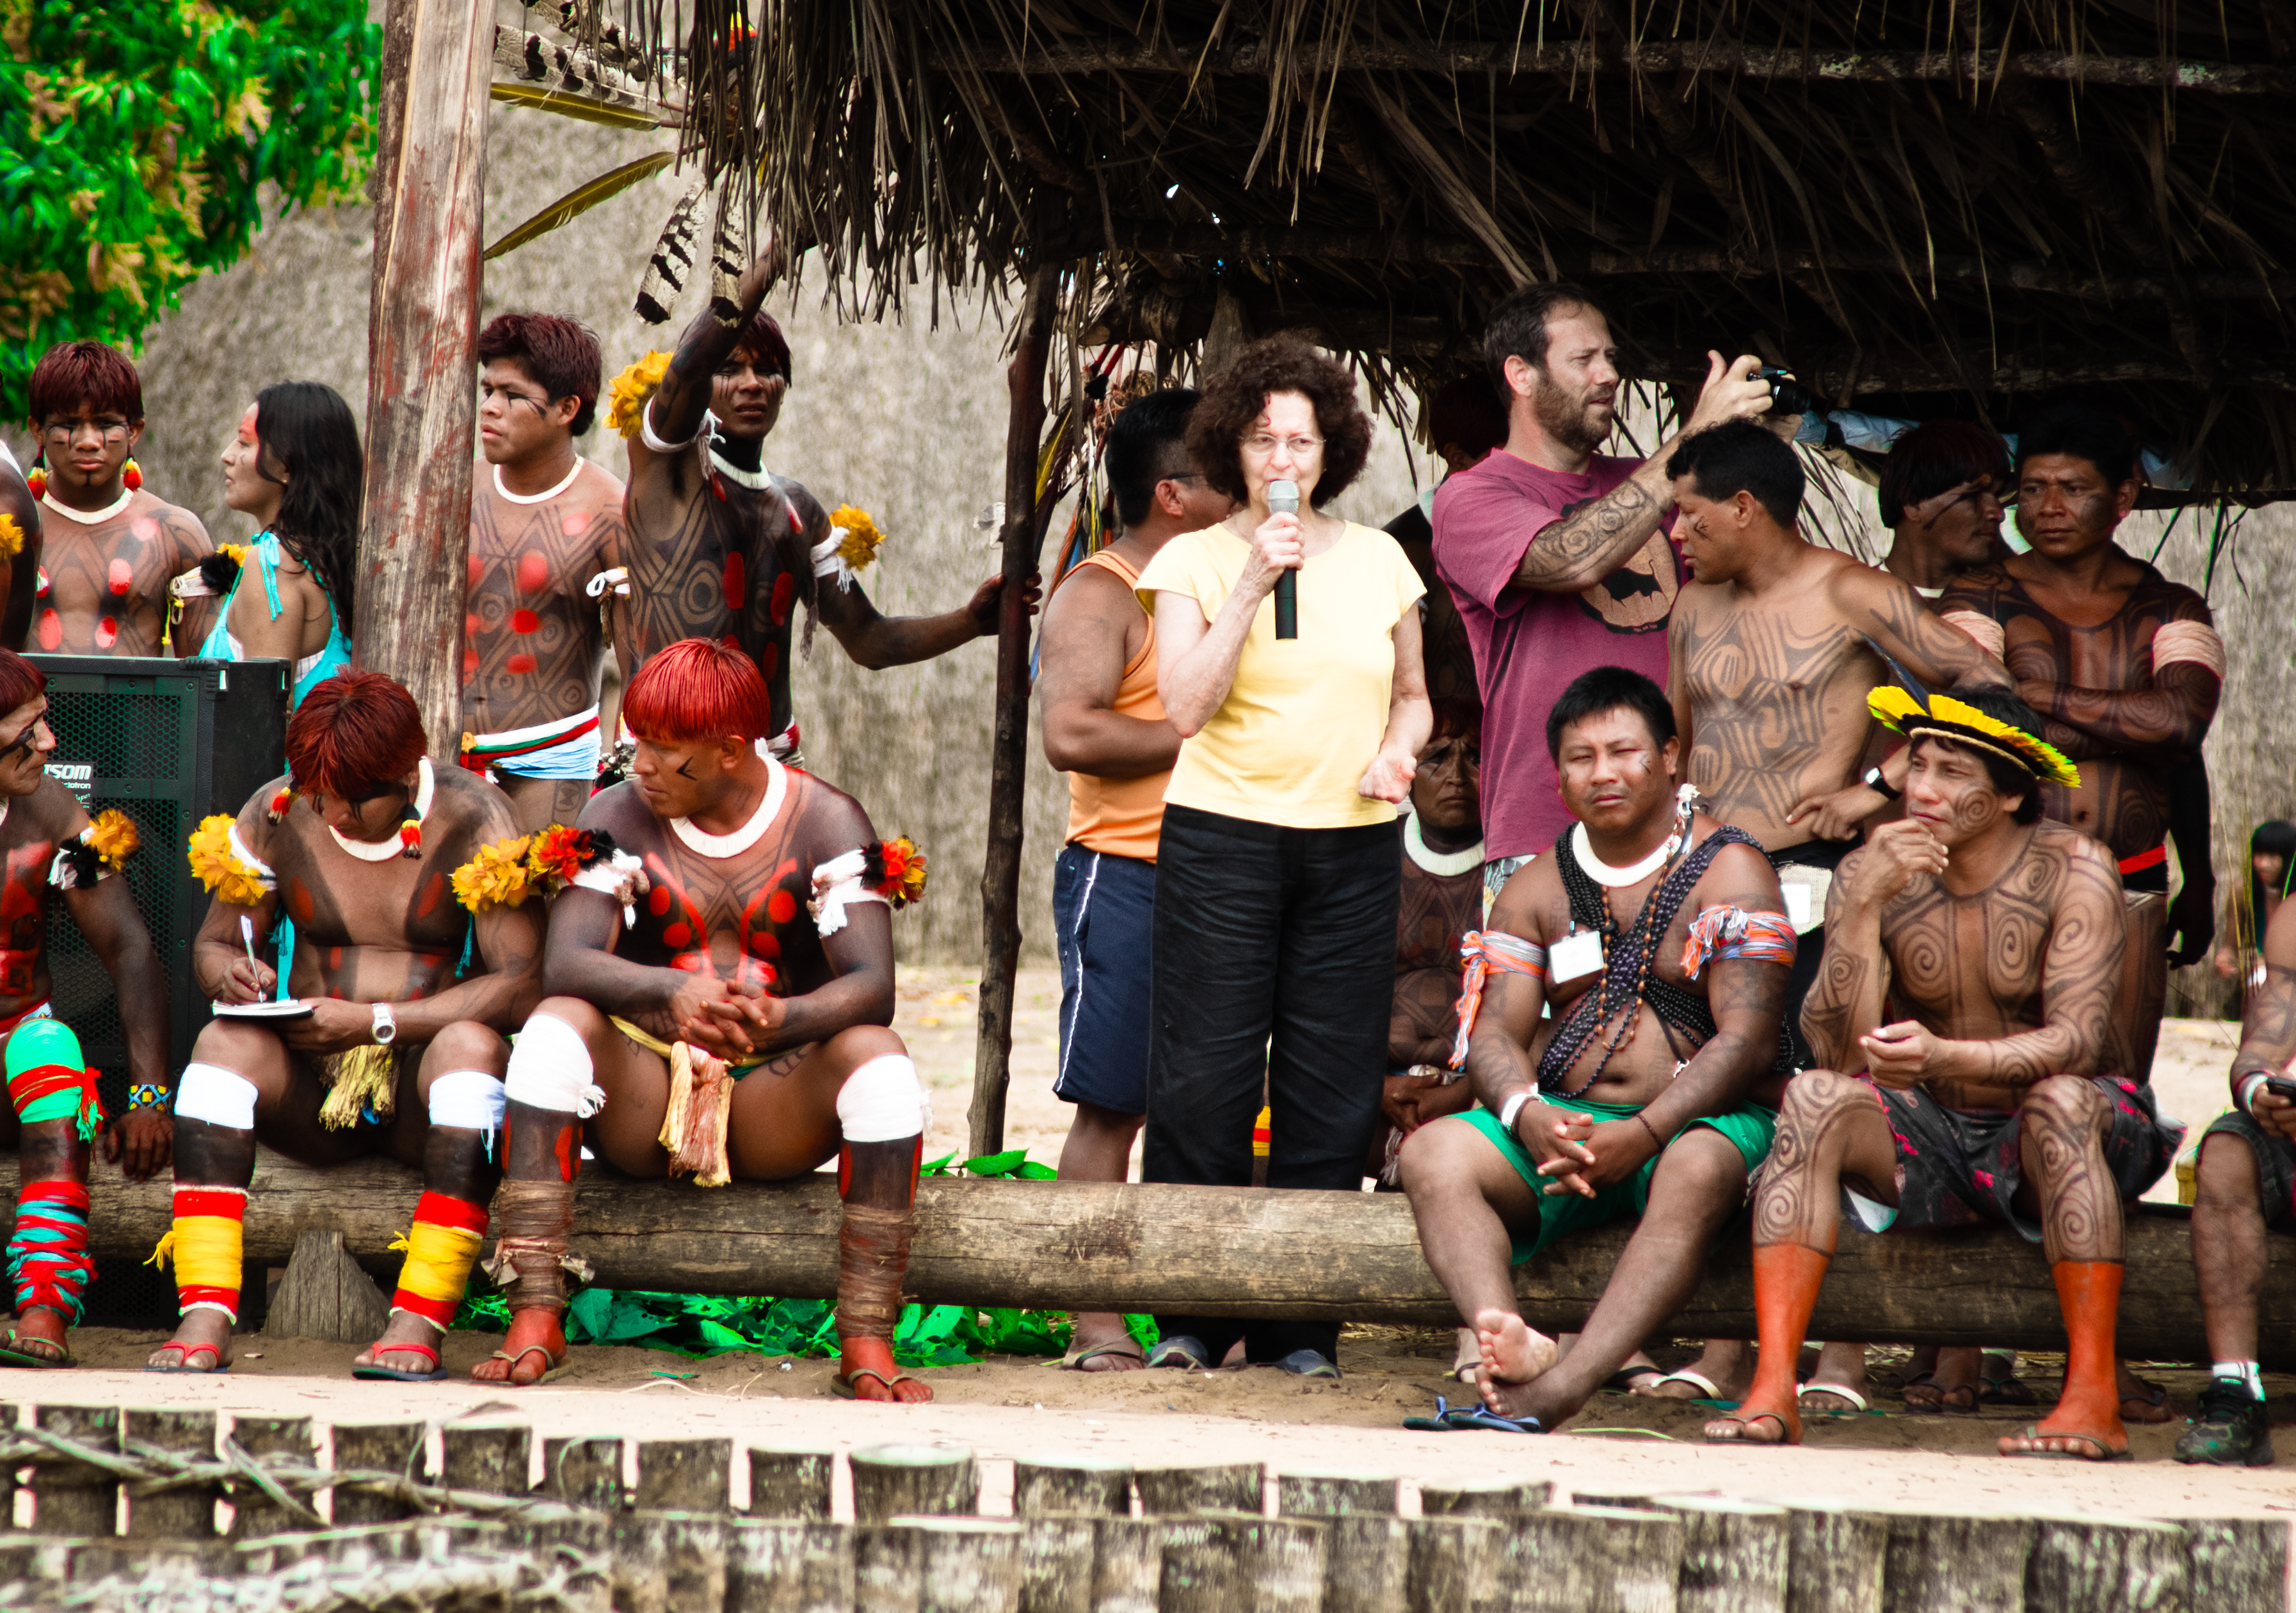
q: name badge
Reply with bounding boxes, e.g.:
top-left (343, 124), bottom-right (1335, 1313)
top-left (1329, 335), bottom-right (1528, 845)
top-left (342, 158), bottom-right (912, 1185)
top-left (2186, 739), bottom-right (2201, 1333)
top-left (1550, 929), bottom-right (1604, 984)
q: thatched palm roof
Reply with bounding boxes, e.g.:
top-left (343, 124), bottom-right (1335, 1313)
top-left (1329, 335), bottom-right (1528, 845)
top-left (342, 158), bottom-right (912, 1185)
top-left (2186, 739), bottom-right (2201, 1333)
top-left (524, 3), bottom-right (2296, 495)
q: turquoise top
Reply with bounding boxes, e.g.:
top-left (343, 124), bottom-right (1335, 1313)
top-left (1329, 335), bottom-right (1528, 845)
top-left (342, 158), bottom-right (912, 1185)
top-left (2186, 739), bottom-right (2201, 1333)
top-left (199, 532), bottom-right (351, 709)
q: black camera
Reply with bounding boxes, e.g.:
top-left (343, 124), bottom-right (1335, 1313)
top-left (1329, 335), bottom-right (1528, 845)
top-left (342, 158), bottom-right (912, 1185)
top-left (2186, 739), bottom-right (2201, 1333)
top-left (1755, 365), bottom-right (1822, 419)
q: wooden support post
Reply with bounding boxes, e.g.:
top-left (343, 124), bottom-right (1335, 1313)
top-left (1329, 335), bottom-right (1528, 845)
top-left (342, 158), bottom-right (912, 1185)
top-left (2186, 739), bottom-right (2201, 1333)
top-left (1876, 1508), bottom-right (2037, 1613)
top-left (1510, 1506), bottom-right (1685, 1613)
top-left (1404, 1517), bottom-right (1502, 1613)
top-left (850, 1443), bottom-right (979, 1525)
top-left (265, 1228), bottom-right (390, 1345)
top-left (358, 0), bottom-right (492, 753)
top-left (226, 1415), bottom-right (316, 1540)
top-left (1278, 1471), bottom-right (1398, 1516)
top-left (1161, 1515), bottom-right (1326, 1613)
top-left (440, 1419), bottom-right (530, 1496)
top-left (1655, 1497), bottom-right (1788, 1613)
top-left (1751, 1497), bottom-right (1884, 1613)
top-left (969, 261), bottom-right (1066, 1157)
top-left (1417, 1477), bottom-right (1549, 1517)
top-left (2183, 1517), bottom-right (2289, 1612)
top-left (1014, 1456), bottom-right (1130, 1518)
top-left (909, 1518), bottom-right (1025, 1613)
top-left (614, 1511), bottom-right (728, 1613)
top-left (1319, 1516), bottom-right (1409, 1613)
top-left (328, 1420), bottom-right (426, 1525)
top-left (1134, 1464), bottom-right (1262, 1516)
top-left (1020, 1516), bottom-right (1096, 1613)
top-left (725, 1518), bottom-right (853, 1613)
top-left (29, 1404), bottom-right (119, 1536)
top-left (543, 1434), bottom-right (625, 1511)
top-left (123, 1407), bottom-right (220, 1539)
top-left (2027, 1514), bottom-right (2188, 1613)
top-left (747, 1447), bottom-right (834, 1521)
top-left (856, 1522), bottom-right (923, 1613)
top-left (636, 1438), bottom-right (731, 1512)
top-left (1097, 1517), bottom-right (1189, 1613)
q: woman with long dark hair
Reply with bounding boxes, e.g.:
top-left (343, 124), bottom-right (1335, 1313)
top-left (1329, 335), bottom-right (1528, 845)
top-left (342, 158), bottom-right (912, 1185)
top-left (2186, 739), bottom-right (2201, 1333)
top-left (201, 381), bottom-right (358, 708)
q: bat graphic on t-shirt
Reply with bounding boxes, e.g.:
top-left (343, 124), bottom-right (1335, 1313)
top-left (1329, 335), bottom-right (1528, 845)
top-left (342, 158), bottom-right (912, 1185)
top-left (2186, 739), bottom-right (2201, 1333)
top-left (1572, 529), bottom-right (1680, 634)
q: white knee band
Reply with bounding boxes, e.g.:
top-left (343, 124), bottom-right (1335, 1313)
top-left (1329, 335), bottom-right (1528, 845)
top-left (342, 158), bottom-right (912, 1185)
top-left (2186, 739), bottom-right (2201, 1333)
top-left (504, 1013), bottom-right (606, 1118)
top-left (174, 1063), bottom-right (259, 1130)
top-left (428, 1070), bottom-right (507, 1132)
top-left (836, 1054), bottom-right (927, 1144)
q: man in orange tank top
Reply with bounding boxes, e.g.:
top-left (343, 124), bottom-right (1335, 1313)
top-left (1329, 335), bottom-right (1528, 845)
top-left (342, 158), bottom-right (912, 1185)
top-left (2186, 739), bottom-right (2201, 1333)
top-left (1037, 387), bottom-right (1231, 1370)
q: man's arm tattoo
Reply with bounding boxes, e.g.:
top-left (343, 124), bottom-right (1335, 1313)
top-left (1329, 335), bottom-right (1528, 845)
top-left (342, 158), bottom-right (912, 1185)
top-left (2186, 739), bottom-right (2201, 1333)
top-left (1511, 474), bottom-right (1666, 592)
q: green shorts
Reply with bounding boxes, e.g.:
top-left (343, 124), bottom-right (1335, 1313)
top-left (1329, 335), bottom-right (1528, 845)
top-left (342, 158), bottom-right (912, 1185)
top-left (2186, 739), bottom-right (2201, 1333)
top-left (1459, 1095), bottom-right (1778, 1265)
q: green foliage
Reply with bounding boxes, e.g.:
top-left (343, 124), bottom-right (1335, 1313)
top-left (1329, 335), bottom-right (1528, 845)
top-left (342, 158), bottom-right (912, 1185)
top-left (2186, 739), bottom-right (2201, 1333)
top-left (0, 0), bottom-right (380, 414)
top-left (451, 1148), bottom-right (1155, 1367)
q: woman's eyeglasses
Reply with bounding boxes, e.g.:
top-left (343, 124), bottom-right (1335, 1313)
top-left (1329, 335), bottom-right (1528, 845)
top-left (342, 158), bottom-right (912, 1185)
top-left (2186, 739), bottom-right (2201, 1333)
top-left (1244, 435), bottom-right (1323, 457)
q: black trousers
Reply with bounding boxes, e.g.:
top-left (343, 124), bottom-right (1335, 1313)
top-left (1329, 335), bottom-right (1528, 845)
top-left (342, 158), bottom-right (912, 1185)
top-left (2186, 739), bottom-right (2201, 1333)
top-left (1144, 803), bottom-right (1402, 1363)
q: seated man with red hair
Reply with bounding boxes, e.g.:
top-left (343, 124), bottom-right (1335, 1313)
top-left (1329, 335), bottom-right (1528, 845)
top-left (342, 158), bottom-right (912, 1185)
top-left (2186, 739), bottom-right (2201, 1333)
top-left (22, 341), bottom-right (213, 656)
top-left (0, 648), bottom-right (171, 1365)
top-left (150, 670), bottom-right (544, 1377)
top-left (479, 638), bottom-right (933, 1399)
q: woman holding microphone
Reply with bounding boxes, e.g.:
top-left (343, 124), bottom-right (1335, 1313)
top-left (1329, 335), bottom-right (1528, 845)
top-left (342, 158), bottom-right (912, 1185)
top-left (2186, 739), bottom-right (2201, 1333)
top-left (1136, 336), bottom-right (1431, 1377)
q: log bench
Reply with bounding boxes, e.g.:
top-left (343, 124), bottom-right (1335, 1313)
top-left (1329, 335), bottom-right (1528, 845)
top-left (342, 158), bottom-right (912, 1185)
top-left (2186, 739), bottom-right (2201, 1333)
top-left (15, 1153), bottom-right (2287, 1366)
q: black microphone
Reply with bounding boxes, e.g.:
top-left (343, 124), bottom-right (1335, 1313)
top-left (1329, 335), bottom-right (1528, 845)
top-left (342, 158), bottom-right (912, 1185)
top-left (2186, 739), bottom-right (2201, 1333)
top-left (1267, 478), bottom-right (1299, 640)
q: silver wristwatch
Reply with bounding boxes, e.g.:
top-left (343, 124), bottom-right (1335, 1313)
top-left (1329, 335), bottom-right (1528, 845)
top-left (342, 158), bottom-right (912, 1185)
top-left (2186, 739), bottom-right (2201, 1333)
top-left (371, 1002), bottom-right (397, 1047)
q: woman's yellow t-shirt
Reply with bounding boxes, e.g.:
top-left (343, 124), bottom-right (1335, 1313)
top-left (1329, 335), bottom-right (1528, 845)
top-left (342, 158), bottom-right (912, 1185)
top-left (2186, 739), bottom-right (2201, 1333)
top-left (1137, 519), bottom-right (1425, 830)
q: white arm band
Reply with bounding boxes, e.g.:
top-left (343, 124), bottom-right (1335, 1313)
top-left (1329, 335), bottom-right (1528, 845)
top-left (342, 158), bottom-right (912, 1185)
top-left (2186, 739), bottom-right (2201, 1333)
top-left (570, 849), bottom-right (648, 926)
top-left (584, 566), bottom-right (630, 599)
top-left (227, 823), bottom-right (278, 890)
top-left (810, 847), bottom-right (888, 936)
top-left (640, 394), bottom-right (702, 454)
top-left (811, 530), bottom-right (854, 590)
top-left (2240, 1072), bottom-right (2272, 1118)
top-left (1497, 1089), bottom-right (1537, 1135)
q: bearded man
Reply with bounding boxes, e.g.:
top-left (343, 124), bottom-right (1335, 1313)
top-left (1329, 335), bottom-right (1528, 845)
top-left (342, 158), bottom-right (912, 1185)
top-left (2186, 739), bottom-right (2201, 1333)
top-left (462, 313), bottom-right (627, 832)
top-left (0, 649), bottom-right (170, 1367)
top-left (1397, 666), bottom-right (1795, 1432)
top-left (1706, 686), bottom-right (2180, 1461)
top-left (149, 671), bottom-right (543, 1378)
top-left (1430, 283), bottom-right (1776, 909)
top-left (477, 639), bottom-right (933, 1400)
top-left (616, 247), bottom-right (1032, 767)
top-left (22, 342), bottom-right (211, 657)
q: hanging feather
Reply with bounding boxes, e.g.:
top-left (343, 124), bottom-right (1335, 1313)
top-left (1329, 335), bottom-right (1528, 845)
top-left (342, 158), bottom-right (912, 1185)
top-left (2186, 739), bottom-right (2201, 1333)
top-left (707, 190), bottom-right (748, 327)
top-left (487, 79), bottom-right (671, 132)
top-left (483, 152), bottom-right (675, 262)
top-left (633, 177), bottom-right (708, 325)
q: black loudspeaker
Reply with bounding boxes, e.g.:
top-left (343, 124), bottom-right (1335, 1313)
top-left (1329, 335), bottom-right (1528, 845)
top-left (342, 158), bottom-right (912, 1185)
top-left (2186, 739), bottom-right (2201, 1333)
top-left (28, 654), bottom-right (287, 1327)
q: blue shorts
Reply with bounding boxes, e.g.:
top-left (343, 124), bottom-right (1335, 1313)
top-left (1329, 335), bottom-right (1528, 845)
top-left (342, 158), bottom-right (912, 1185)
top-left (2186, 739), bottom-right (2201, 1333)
top-left (1053, 844), bottom-right (1155, 1116)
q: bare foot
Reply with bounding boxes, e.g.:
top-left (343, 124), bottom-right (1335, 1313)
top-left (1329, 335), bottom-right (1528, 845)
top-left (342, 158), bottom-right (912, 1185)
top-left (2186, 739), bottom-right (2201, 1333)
top-left (470, 1310), bottom-right (566, 1385)
top-left (842, 1337), bottom-right (932, 1403)
top-left (0, 1305), bottom-right (70, 1367)
top-left (1638, 1340), bottom-right (1753, 1400)
top-left (1903, 1344), bottom-right (1982, 1412)
top-left (147, 1308), bottom-right (232, 1372)
top-left (351, 1312), bottom-right (446, 1378)
top-left (1798, 1339), bottom-right (1872, 1414)
top-left (1474, 1308), bottom-right (1556, 1401)
top-left (1064, 1313), bottom-right (1144, 1372)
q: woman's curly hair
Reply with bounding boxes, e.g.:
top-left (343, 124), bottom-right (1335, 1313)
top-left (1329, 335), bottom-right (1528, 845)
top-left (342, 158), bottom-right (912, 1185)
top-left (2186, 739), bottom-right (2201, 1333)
top-left (1187, 335), bottom-right (1374, 508)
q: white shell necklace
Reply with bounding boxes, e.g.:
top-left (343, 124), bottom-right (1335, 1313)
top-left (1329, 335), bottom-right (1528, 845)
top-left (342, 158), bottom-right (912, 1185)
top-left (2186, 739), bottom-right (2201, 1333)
top-left (494, 458), bottom-right (584, 505)
top-left (328, 758), bottom-right (433, 862)
top-left (1570, 785), bottom-right (1699, 887)
top-left (42, 487), bottom-right (136, 526)
top-left (670, 757), bottom-right (786, 858)
top-left (1403, 809), bottom-right (1483, 876)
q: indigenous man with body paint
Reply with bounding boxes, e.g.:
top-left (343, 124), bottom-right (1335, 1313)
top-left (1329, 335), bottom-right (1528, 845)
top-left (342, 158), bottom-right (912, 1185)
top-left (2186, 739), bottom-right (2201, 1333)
top-left (0, 436), bottom-right (39, 649)
top-left (1396, 666), bottom-right (1796, 1433)
top-left (149, 671), bottom-right (544, 1378)
top-left (480, 638), bottom-right (933, 1398)
top-left (0, 649), bottom-right (170, 1365)
top-left (462, 314), bottom-right (628, 833)
top-left (612, 246), bottom-right (1032, 769)
top-left (1706, 686), bottom-right (2181, 1460)
top-left (22, 342), bottom-right (212, 657)
top-left (1938, 406), bottom-right (2222, 1181)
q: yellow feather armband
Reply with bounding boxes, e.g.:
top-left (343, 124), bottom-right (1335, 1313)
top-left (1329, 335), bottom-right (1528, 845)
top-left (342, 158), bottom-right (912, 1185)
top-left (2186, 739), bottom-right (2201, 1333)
top-left (451, 834), bottom-right (539, 911)
top-left (607, 351), bottom-right (673, 439)
top-left (0, 514), bottom-right (22, 559)
top-left (187, 815), bottom-right (275, 906)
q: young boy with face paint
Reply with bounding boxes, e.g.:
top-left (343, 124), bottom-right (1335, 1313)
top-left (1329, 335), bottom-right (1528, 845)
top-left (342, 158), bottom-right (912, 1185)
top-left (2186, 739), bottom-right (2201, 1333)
top-left (0, 649), bottom-right (171, 1365)
top-left (150, 670), bottom-right (543, 1378)
top-left (23, 342), bottom-right (213, 657)
top-left (1707, 686), bottom-right (2183, 1461)
top-left (481, 638), bottom-right (932, 1399)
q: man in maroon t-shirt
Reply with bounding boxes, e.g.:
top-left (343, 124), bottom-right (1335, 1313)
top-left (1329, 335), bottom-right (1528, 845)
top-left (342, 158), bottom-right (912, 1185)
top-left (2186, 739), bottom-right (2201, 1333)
top-left (1432, 284), bottom-right (1776, 897)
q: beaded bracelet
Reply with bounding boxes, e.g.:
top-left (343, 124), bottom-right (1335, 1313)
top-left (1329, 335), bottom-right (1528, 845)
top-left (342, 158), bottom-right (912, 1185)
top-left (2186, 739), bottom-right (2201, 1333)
top-left (128, 1084), bottom-right (168, 1112)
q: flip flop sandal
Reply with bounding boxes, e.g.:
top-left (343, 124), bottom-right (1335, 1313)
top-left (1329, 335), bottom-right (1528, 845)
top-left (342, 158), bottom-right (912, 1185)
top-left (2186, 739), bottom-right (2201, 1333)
top-left (2000, 1425), bottom-right (2132, 1462)
top-left (1978, 1358), bottom-right (2040, 1406)
top-left (1060, 1342), bottom-right (1146, 1371)
top-left (1904, 1379), bottom-right (1979, 1414)
top-left (351, 1338), bottom-right (450, 1384)
top-left (1795, 1381), bottom-right (1870, 1416)
top-left (0, 1329), bottom-right (72, 1370)
top-left (833, 1365), bottom-right (928, 1400)
top-left (1404, 1394), bottom-right (1471, 1431)
top-left (142, 1340), bottom-right (223, 1375)
top-left (1702, 1411), bottom-right (1794, 1447)
top-left (1447, 1358), bottom-right (1483, 1384)
top-left (1402, 1396), bottom-right (1543, 1433)
top-left (1145, 1335), bottom-right (1212, 1370)
top-left (2119, 1383), bottom-right (2173, 1422)
top-left (474, 1342), bottom-right (566, 1387)
top-left (1602, 1365), bottom-right (1666, 1394)
top-left (1641, 1369), bottom-right (1726, 1402)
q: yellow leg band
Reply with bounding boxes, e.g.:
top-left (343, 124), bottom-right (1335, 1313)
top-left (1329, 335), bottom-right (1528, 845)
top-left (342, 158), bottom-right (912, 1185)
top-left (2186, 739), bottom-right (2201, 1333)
top-left (391, 1221), bottom-right (485, 1304)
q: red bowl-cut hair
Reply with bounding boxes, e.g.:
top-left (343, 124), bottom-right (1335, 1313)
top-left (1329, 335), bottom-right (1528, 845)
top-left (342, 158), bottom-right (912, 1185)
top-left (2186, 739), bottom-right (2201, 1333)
top-left (0, 650), bottom-right (46, 720)
top-left (623, 638), bottom-right (773, 744)
top-left (286, 671), bottom-right (428, 799)
top-left (29, 341), bottom-right (143, 424)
